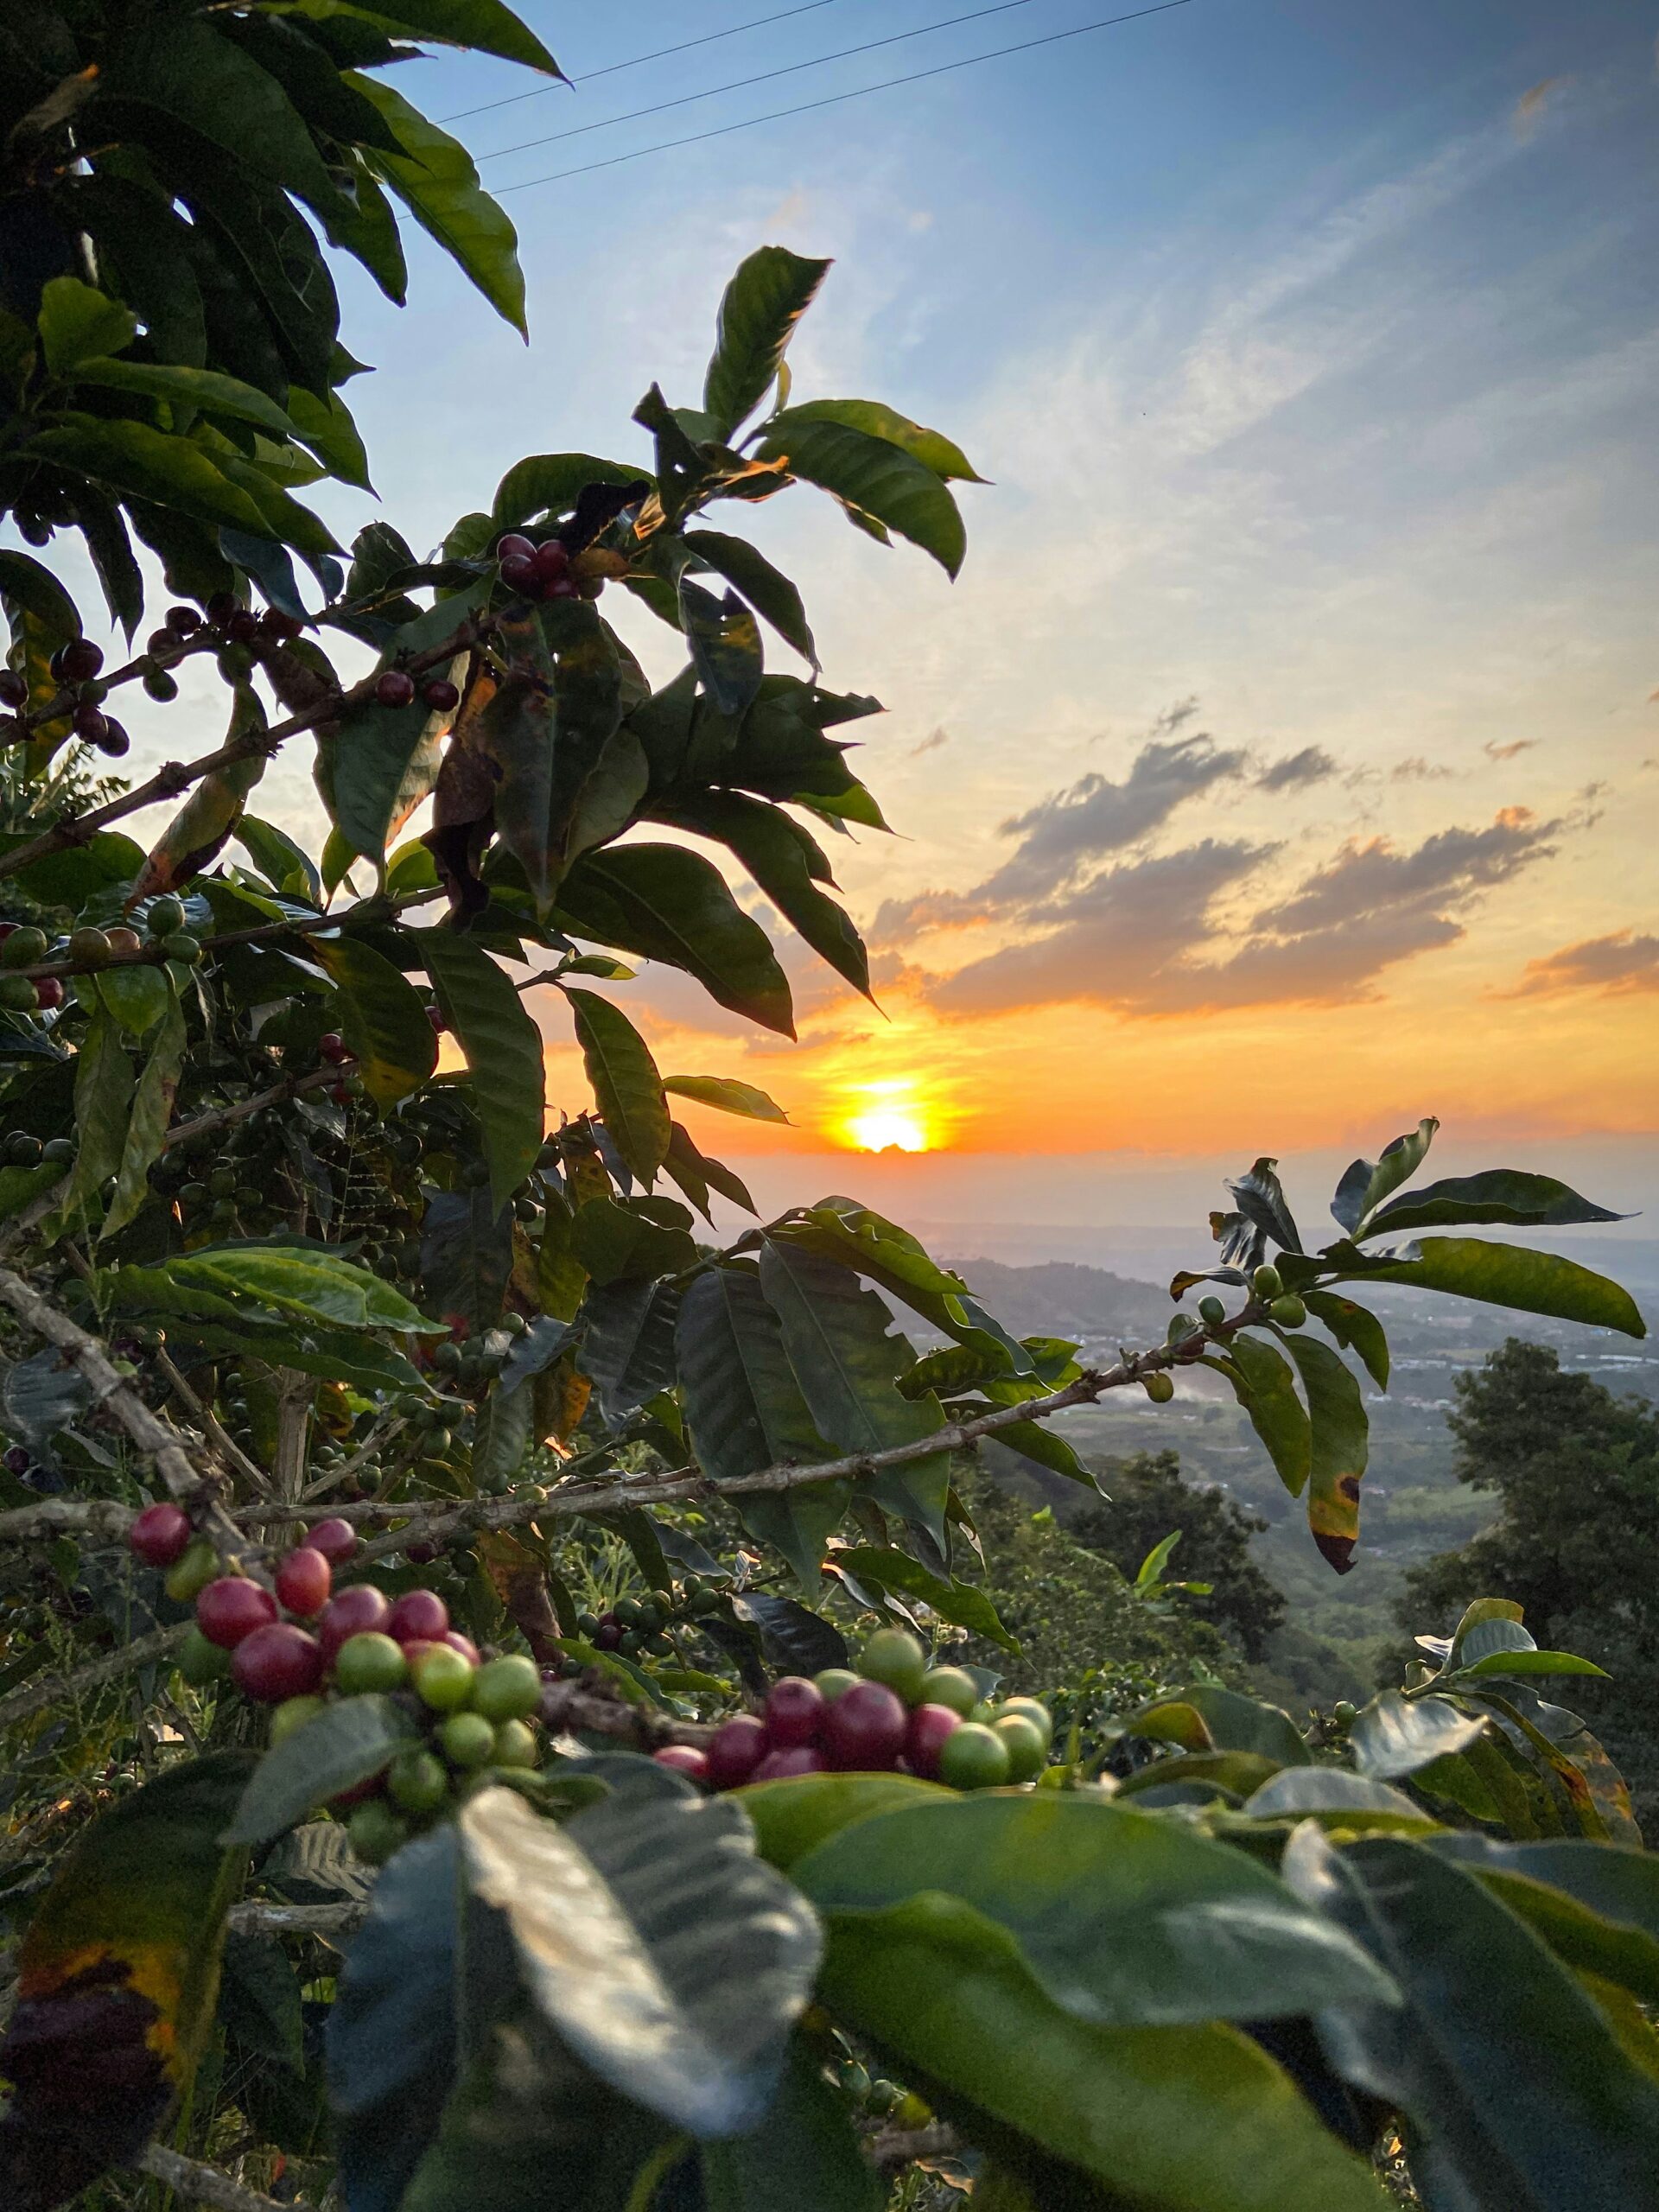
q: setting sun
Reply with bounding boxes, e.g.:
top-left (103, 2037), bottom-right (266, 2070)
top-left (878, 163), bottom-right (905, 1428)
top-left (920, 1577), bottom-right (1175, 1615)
top-left (840, 1081), bottom-right (937, 1153)
top-left (845, 1109), bottom-right (931, 1154)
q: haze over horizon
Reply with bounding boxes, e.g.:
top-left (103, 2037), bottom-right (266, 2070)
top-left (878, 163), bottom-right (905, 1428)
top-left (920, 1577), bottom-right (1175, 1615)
top-left (64, 0), bottom-right (1659, 1224)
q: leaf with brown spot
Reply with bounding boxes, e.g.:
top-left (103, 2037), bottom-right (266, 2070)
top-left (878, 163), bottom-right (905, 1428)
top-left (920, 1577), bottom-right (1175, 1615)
top-left (0, 1753), bottom-right (253, 2212)
top-left (1285, 1333), bottom-right (1369, 1574)
top-left (131, 686), bottom-right (267, 901)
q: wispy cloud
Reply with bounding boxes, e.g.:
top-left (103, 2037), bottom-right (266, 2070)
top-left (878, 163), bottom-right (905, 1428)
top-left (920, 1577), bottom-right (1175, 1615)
top-left (1510, 929), bottom-right (1659, 997)
top-left (1257, 745), bottom-right (1339, 792)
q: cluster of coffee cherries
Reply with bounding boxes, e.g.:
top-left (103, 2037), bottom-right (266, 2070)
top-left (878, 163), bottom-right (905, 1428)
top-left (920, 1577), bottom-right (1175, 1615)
top-left (0, 637), bottom-right (130, 754)
top-left (143, 594), bottom-right (302, 700)
top-left (372, 665), bottom-right (460, 715)
top-left (1197, 1259), bottom-right (1306, 1333)
top-left (0, 896), bottom-right (199, 1018)
top-left (654, 1628), bottom-right (1054, 1793)
top-left (494, 531), bottom-right (589, 603)
top-left (129, 1503), bottom-right (543, 1863)
top-left (576, 1573), bottom-right (727, 1658)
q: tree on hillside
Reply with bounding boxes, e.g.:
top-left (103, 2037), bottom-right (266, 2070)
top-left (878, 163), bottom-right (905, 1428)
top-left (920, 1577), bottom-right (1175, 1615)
top-left (1395, 1338), bottom-right (1659, 1821)
top-left (1069, 1447), bottom-right (1287, 1660)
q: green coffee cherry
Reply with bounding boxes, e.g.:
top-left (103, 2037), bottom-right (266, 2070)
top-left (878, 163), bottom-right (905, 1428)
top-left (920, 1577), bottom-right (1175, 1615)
top-left (334, 1631), bottom-right (409, 1695)
top-left (0, 976), bottom-right (39, 1014)
top-left (1332, 1700), bottom-right (1357, 1726)
top-left (994, 1713), bottom-right (1048, 1783)
top-left (918, 1665), bottom-right (979, 1718)
top-left (814, 1667), bottom-right (860, 1704)
top-left (1001, 1697), bottom-right (1054, 1750)
top-left (145, 897), bottom-right (185, 938)
top-left (1142, 1371), bottom-right (1175, 1403)
top-left (472, 1654), bottom-right (541, 1723)
top-left (1, 927), bottom-right (47, 969)
top-left (1251, 1262), bottom-right (1284, 1300)
top-left (162, 932), bottom-right (200, 965)
top-left (440, 1712), bottom-right (498, 1769)
top-left (67, 925), bottom-right (111, 968)
top-left (412, 1643), bottom-right (475, 1712)
top-left (178, 1624), bottom-right (232, 1686)
top-left (492, 1719), bottom-right (538, 1768)
top-left (270, 1695), bottom-right (326, 1746)
top-left (938, 1722), bottom-right (1012, 1791)
top-left (1269, 1294), bottom-right (1306, 1329)
top-left (858, 1626), bottom-right (927, 1705)
top-left (347, 1801), bottom-right (409, 1866)
top-left (1198, 1294), bottom-right (1226, 1326)
top-left (165, 1537), bottom-right (219, 1604)
top-left (388, 1749), bottom-right (450, 1816)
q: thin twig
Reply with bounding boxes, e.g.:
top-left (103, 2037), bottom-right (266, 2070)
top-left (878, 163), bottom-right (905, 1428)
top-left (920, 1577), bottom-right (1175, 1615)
top-left (227, 1899), bottom-right (368, 1939)
top-left (159, 1345), bottom-right (274, 1497)
top-left (871, 2121), bottom-right (960, 2171)
top-left (136, 2143), bottom-right (316, 2212)
top-left (0, 1263), bottom-right (259, 1569)
top-left (0, 614), bottom-right (489, 882)
top-left (0, 1622), bottom-right (190, 1734)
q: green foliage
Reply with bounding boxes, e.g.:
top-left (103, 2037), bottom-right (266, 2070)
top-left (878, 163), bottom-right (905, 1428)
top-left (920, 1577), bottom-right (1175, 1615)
top-left (1071, 1450), bottom-right (1287, 1661)
top-left (0, 76), bottom-right (1653, 2212)
top-left (1394, 1339), bottom-right (1659, 1827)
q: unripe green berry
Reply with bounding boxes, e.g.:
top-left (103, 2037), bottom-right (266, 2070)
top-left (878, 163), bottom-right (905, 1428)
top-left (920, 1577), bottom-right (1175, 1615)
top-left (1, 927), bottom-right (47, 969)
top-left (145, 897), bottom-right (185, 938)
top-left (1198, 1295), bottom-right (1226, 1326)
top-left (492, 1719), bottom-right (538, 1768)
top-left (178, 1623), bottom-right (232, 1686)
top-left (270, 1694), bottom-right (326, 1746)
top-left (388, 1748), bottom-right (450, 1816)
top-left (1142, 1371), bottom-right (1175, 1403)
top-left (1001, 1696), bottom-right (1053, 1750)
top-left (1251, 1262), bottom-right (1284, 1300)
top-left (347, 1801), bottom-right (409, 1866)
top-left (994, 1713), bottom-right (1048, 1783)
top-left (440, 1711), bottom-right (498, 1769)
top-left (858, 1626), bottom-right (927, 1705)
top-left (918, 1665), bottom-right (979, 1718)
top-left (0, 976), bottom-right (40, 1013)
top-left (165, 1536), bottom-right (219, 1604)
top-left (334, 1631), bottom-right (408, 1695)
top-left (472, 1653), bottom-right (541, 1723)
top-left (412, 1643), bottom-right (475, 1711)
top-left (938, 1721), bottom-right (1012, 1791)
top-left (1269, 1294), bottom-right (1306, 1329)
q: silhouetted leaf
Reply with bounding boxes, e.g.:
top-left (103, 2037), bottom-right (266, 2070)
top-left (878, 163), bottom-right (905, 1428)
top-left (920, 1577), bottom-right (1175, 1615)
top-left (702, 247), bottom-right (831, 441)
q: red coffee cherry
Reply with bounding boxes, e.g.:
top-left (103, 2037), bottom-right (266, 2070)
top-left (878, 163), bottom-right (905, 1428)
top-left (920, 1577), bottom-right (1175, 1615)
top-left (375, 669), bottom-right (416, 709)
top-left (906, 1702), bottom-right (963, 1781)
top-left (226, 610), bottom-right (260, 645)
top-left (705, 1713), bottom-right (769, 1789)
top-left (386, 1587), bottom-right (448, 1645)
top-left (495, 534), bottom-right (536, 563)
top-left (318, 1582), bottom-right (391, 1660)
top-left (128, 1502), bottom-right (192, 1569)
top-left (319, 1033), bottom-right (353, 1065)
top-left (197, 1576), bottom-right (280, 1649)
top-left (531, 538), bottom-right (569, 582)
top-left (753, 1745), bottom-right (829, 1782)
top-left (426, 1005), bottom-right (448, 1033)
top-left (274, 1546), bottom-right (331, 1618)
top-left (423, 677), bottom-right (460, 713)
top-left (498, 554), bottom-right (540, 596)
top-left (60, 639), bottom-right (103, 684)
top-left (822, 1681), bottom-right (908, 1771)
top-left (764, 1676), bottom-right (826, 1750)
top-left (308, 1516), bottom-right (359, 1566)
top-left (232, 1622), bottom-right (324, 1703)
top-left (653, 1744), bottom-right (710, 1783)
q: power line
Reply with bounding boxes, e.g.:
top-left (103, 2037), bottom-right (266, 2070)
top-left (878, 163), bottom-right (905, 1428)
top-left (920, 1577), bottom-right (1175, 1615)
top-left (439, 1), bottom-right (849, 124)
top-left (496, 0), bottom-right (1192, 194)
top-left (476, 0), bottom-right (1039, 165)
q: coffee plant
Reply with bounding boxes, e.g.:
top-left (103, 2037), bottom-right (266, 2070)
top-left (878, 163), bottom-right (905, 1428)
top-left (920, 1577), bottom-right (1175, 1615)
top-left (2, 10), bottom-right (1656, 2209)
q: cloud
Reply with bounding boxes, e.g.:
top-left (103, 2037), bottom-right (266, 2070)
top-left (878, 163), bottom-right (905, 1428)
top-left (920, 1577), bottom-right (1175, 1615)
top-left (923, 809), bottom-right (1565, 1020)
top-left (1511, 930), bottom-right (1659, 997)
top-left (1391, 756), bottom-right (1455, 781)
top-left (1514, 78), bottom-right (1568, 140)
top-left (1483, 737), bottom-right (1538, 761)
top-left (909, 725), bottom-right (950, 758)
top-left (1250, 811), bottom-right (1558, 937)
top-left (874, 716), bottom-right (1247, 940)
top-left (1257, 745), bottom-right (1338, 791)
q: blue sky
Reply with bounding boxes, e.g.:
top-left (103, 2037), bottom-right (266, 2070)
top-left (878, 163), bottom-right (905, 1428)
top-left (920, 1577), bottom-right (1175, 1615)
top-left (96, 0), bottom-right (1659, 1220)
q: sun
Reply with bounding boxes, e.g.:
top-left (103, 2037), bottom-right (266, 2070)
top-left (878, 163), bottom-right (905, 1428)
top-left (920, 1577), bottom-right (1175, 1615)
top-left (845, 1108), bottom-right (931, 1154)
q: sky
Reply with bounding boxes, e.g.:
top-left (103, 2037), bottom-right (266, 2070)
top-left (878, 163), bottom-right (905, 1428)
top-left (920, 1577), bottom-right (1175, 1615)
top-left (42, 0), bottom-right (1659, 1238)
